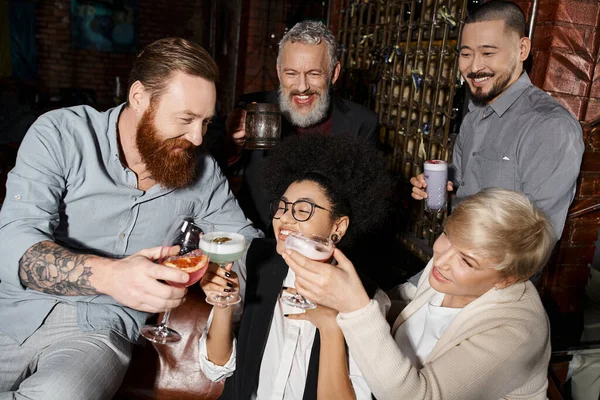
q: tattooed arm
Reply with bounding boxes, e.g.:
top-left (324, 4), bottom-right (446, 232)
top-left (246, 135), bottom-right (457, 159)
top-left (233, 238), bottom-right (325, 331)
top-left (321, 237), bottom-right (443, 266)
top-left (16, 240), bottom-right (190, 312)
top-left (18, 241), bottom-right (102, 296)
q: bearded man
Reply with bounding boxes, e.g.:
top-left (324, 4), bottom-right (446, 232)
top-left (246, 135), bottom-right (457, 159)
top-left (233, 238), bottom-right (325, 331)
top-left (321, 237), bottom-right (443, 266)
top-left (0, 38), bottom-right (261, 400)
top-left (411, 0), bottom-right (584, 240)
top-left (226, 21), bottom-right (378, 232)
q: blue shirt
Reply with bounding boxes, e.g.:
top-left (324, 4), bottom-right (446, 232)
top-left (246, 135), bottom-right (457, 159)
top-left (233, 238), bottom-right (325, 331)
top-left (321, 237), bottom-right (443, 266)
top-left (451, 73), bottom-right (584, 238)
top-left (0, 104), bottom-right (262, 344)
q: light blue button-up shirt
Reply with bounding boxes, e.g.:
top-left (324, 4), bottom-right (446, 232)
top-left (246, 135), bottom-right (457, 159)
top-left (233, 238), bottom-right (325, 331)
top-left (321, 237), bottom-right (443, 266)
top-left (0, 104), bottom-right (262, 344)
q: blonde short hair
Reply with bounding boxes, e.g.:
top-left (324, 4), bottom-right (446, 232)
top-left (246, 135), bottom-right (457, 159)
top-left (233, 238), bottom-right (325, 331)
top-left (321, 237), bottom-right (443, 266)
top-left (445, 188), bottom-right (556, 281)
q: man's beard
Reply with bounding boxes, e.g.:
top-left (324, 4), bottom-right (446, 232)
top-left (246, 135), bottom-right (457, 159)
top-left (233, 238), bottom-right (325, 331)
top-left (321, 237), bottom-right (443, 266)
top-left (135, 103), bottom-right (197, 189)
top-left (467, 66), bottom-right (514, 106)
top-left (278, 85), bottom-right (331, 128)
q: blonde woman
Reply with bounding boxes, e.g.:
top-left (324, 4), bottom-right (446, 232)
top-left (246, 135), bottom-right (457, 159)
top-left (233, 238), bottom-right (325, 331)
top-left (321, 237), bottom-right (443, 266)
top-left (284, 188), bottom-right (555, 400)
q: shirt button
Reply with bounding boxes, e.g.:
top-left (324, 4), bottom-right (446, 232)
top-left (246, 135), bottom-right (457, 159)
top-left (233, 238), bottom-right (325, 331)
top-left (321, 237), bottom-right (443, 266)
top-left (119, 233), bottom-right (126, 239)
top-left (472, 152), bottom-right (476, 156)
top-left (461, 182), bottom-right (465, 186)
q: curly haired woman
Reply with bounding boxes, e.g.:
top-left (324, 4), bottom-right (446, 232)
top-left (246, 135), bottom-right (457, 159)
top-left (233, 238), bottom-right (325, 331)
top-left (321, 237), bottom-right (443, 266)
top-left (198, 134), bottom-right (393, 399)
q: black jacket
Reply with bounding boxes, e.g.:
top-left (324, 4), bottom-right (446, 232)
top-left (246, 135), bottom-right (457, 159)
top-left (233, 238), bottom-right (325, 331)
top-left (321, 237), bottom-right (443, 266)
top-left (236, 91), bottom-right (378, 232)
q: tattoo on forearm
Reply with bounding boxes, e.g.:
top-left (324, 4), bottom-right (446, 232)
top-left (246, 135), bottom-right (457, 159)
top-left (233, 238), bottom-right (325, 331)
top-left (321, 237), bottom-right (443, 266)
top-left (18, 241), bottom-right (98, 295)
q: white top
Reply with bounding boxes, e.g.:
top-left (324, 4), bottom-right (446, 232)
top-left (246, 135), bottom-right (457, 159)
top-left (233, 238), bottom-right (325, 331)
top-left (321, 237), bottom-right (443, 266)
top-left (393, 291), bottom-right (462, 368)
top-left (198, 257), bottom-right (390, 399)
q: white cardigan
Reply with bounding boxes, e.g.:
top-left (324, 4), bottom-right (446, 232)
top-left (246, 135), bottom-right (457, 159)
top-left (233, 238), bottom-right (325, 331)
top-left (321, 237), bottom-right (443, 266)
top-left (337, 259), bottom-right (551, 400)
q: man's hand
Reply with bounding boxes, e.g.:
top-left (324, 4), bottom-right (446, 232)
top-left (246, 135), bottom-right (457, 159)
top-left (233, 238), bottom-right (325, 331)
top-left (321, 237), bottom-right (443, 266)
top-left (226, 108), bottom-right (247, 147)
top-left (100, 247), bottom-right (190, 313)
top-left (410, 173), bottom-right (453, 200)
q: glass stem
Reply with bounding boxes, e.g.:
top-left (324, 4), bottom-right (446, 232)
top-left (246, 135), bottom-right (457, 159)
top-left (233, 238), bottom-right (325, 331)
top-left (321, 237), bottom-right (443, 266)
top-left (157, 309), bottom-right (172, 335)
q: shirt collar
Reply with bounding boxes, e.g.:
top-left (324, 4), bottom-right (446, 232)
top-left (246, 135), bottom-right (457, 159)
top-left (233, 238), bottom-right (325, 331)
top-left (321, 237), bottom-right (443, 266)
top-left (468, 72), bottom-right (532, 117)
top-left (108, 103), bottom-right (126, 164)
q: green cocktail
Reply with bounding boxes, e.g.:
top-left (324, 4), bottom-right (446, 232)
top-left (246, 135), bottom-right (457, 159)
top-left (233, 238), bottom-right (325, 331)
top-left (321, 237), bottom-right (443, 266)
top-left (200, 231), bottom-right (246, 306)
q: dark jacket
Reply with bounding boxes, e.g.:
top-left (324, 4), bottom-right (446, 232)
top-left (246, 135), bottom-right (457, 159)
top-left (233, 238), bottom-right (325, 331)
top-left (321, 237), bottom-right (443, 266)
top-left (219, 238), bottom-right (378, 400)
top-left (236, 91), bottom-right (378, 232)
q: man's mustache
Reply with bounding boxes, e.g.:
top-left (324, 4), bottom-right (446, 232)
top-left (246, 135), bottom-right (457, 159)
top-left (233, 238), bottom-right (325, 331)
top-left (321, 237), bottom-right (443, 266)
top-left (163, 138), bottom-right (195, 152)
top-left (288, 90), bottom-right (320, 96)
top-left (467, 72), bottom-right (494, 79)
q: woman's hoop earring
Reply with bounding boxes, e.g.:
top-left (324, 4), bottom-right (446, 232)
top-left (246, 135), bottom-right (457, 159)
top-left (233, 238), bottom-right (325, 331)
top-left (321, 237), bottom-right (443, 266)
top-left (330, 233), bottom-right (340, 243)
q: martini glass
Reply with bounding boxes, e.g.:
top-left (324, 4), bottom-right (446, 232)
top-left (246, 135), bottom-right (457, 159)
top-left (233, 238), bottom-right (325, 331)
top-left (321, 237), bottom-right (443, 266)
top-left (282, 231), bottom-right (334, 309)
top-left (200, 231), bottom-right (246, 307)
top-left (141, 217), bottom-right (210, 344)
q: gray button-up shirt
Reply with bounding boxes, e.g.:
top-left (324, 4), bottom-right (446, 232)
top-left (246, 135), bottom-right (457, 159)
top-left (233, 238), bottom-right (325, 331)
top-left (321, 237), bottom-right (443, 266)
top-left (451, 72), bottom-right (584, 238)
top-left (0, 104), bottom-right (262, 344)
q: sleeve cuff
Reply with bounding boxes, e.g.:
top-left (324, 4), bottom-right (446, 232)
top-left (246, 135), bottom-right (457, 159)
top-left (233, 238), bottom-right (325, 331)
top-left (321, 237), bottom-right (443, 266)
top-left (0, 228), bottom-right (52, 287)
top-left (198, 310), bottom-right (237, 382)
top-left (337, 298), bottom-right (382, 323)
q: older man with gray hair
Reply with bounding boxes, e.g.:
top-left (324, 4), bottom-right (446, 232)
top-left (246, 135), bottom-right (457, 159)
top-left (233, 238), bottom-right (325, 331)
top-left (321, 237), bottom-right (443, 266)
top-left (226, 21), bottom-right (378, 232)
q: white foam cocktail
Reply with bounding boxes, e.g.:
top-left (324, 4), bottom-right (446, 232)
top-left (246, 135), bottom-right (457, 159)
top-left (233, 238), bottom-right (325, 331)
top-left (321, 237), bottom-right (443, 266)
top-left (200, 232), bottom-right (246, 306)
top-left (199, 232), bottom-right (246, 265)
top-left (285, 234), bottom-right (333, 261)
top-left (283, 231), bottom-right (334, 309)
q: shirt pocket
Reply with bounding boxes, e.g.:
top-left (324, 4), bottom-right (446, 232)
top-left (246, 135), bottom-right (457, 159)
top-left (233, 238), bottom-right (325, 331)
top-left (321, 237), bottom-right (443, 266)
top-left (474, 149), bottom-right (517, 191)
top-left (138, 197), bottom-right (196, 245)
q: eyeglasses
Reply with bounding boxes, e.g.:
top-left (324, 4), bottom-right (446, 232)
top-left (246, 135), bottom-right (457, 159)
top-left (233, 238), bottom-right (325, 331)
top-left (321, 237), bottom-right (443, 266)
top-left (270, 199), bottom-right (331, 222)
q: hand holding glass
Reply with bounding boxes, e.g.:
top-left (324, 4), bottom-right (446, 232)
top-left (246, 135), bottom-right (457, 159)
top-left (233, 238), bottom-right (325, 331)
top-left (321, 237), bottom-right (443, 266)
top-left (141, 218), bottom-right (209, 344)
top-left (282, 231), bottom-right (334, 310)
top-left (200, 231), bottom-right (246, 307)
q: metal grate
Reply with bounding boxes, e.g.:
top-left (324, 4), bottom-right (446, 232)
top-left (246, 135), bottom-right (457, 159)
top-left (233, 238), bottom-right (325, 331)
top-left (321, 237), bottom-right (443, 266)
top-left (336, 0), bottom-right (469, 247)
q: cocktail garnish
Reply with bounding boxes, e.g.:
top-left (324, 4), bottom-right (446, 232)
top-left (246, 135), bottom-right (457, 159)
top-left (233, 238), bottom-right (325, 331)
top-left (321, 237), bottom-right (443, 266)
top-left (212, 237), bottom-right (232, 244)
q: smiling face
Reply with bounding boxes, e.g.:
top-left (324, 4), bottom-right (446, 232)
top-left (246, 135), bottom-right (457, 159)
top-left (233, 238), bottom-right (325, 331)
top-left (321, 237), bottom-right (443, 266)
top-left (458, 19), bottom-right (529, 106)
top-left (277, 41), bottom-right (340, 128)
top-left (135, 71), bottom-right (216, 188)
top-left (272, 180), bottom-right (348, 255)
top-left (429, 232), bottom-right (511, 307)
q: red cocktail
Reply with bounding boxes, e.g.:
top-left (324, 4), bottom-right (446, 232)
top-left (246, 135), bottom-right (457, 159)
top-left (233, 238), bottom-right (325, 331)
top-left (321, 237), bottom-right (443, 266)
top-left (163, 249), bottom-right (210, 288)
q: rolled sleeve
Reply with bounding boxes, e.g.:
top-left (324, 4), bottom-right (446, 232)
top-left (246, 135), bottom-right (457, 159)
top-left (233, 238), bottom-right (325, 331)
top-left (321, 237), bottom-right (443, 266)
top-left (518, 116), bottom-right (584, 238)
top-left (0, 118), bottom-right (66, 287)
top-left (198, 309), bottom-right (238, 382)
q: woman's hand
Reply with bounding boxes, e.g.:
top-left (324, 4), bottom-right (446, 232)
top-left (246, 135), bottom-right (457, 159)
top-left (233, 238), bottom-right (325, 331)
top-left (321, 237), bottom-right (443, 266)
top-left (282, 248), bottom-right (370, 314)
top-left (200, 262), bottom-right (239, 306)
top-left (283, 288), bottom-right (339, 331)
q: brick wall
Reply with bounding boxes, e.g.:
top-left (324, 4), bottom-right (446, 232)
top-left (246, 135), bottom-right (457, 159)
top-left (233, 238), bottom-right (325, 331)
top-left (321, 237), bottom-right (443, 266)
top-left (34, 0), bottom-right (209, 109)
top-left (528, 0), bottom-right (600, 123)
top-left (235, 0), bottom-right (286, 99)
top-left (522, 1), bottom-right (600, 337)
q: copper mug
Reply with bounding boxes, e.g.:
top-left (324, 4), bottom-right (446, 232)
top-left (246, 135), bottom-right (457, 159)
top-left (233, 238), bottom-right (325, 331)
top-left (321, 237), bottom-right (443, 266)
top-left (245, 103), bottom-right (281, 150)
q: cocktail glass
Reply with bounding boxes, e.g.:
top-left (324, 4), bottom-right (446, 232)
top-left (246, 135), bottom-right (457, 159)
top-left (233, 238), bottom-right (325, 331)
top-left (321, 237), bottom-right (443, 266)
top-left (200, 231), bottom-right (246, 307)
top-left (141, 217), bottom-right (209, 344)
top-left (282, 231), bottom-right (334, 309)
